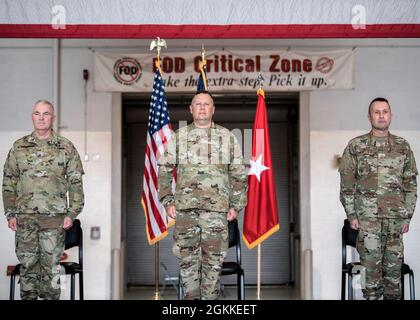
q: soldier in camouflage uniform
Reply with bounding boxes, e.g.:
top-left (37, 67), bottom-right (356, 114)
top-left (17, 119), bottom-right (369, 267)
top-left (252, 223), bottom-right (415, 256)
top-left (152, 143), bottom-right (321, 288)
top-left (339, 97), bottom-right (417, 300)
top-left (2, 100), bottom-right (84, 300)
top-left (158, 92), bottom-right (248, 300)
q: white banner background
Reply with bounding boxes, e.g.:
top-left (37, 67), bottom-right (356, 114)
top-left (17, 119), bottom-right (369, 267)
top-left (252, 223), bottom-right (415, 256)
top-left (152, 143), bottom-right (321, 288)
top-left (93, 49), bottom-right (354, 92)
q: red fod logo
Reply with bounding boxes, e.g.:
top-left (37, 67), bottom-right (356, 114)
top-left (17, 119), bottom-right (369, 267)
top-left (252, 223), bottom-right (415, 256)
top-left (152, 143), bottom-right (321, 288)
top-left (315, 57), bottom-right (334, 74)
top-left (113, 57), bottom-right (142, 85)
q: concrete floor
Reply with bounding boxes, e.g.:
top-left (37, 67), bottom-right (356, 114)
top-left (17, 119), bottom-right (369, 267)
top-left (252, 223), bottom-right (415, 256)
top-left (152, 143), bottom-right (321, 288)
top-left (125, 285), bottom-right (300, 300)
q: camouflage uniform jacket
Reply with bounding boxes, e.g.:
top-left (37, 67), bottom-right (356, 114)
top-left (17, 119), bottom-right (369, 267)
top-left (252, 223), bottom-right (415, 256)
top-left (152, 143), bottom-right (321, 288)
top-left (158, 122), bottom-right (248, 213)
top-left (2, 131), bottom-right (85, 220)
top-left (339, 132), bottom-right (418, 223)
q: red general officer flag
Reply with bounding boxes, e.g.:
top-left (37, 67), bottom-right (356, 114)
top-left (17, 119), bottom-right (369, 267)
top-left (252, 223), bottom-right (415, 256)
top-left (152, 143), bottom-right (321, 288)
top-left (243, 88), bottom-right (280, 249)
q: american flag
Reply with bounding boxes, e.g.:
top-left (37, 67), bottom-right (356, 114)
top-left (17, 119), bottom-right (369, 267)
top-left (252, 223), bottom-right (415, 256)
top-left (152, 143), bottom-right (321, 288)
top-left (141, 69), bottom-right (173, 245)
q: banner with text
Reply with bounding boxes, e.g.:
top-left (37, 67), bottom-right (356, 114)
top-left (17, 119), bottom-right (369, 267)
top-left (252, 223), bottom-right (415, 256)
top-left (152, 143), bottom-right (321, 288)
top-left (94, 49), bottom-right (353, 92)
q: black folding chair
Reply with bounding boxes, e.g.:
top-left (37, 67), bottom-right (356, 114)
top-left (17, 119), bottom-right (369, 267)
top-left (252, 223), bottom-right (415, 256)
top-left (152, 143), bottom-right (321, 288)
top-left (60, 219), bottom-right (84, 300)
top-left (9, 219), bottom-right (84, 300)
top-left (341, 218), bottom-right (415, 300)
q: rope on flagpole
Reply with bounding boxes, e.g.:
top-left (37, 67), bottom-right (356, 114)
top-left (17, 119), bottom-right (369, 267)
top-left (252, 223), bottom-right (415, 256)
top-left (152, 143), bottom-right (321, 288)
top-left (149, 36), bottom-right (167, 301)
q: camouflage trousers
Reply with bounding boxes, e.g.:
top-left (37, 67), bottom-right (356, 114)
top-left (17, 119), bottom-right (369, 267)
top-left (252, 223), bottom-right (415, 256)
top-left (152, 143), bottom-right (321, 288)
top-left (173, 209), bottom-right (228, 300)
top-left (356, 218), bottom-right (405, 300)
top-left (15, 215), bottom-right (65, 300)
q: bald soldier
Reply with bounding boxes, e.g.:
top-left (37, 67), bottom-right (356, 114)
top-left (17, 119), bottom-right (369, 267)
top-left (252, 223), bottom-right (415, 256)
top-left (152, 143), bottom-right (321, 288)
top-left (2, 100), bottom-right (85, 300)
top-left (158, 92), bottom-right (248, 300)
top-left (339, 97), bottom-right (418, 300)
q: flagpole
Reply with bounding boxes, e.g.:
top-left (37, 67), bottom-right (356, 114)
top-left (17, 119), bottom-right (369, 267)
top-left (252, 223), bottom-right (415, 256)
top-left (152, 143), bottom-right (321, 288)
top-left (256, 73), bottom-right (264, 301)
top-left (257, 244), bottom-right (261, 300)
top-left (150, 36), bottom-right (167, 300)
top-left (153, 243), bottom-right (161, 300)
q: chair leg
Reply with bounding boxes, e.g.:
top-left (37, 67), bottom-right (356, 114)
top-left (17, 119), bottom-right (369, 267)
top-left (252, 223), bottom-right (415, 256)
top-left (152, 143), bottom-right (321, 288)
top-left (71, 274), bottom-right (75, 300)
top-left (348, 274), bottom-right (353, 300)
top-left (401, 274), bottom-right (405, 300)
top-left (239, 272), bottom-right (245, 300)
top-left (341, 272), bottom-right (346, 300)
top-left (79, 272), bottom-right (84, 300)
top-left (178, 276), bottom-right (183, 300)
top-left (409, 272), bottom-right (415, 300)
top-left (160, 280), bottom-right (166, 297)
top-left (10, 274), bottom-right (15, 300)
top-left (170, 277), bottom-right (179, 296)
top-left (236, 274), bottom-right (241, 300)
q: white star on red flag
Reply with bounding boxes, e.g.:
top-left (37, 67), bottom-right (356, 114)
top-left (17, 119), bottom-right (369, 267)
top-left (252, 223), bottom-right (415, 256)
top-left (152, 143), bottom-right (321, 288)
top-left (248, 154), bottom-right (270, 182)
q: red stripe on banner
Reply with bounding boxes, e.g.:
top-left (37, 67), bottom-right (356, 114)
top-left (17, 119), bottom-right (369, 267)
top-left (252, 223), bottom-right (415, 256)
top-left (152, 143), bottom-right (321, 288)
top-left (1, 24), bottom-right (420, 38)
top-left (143, 162), bottom-right (166, 232)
